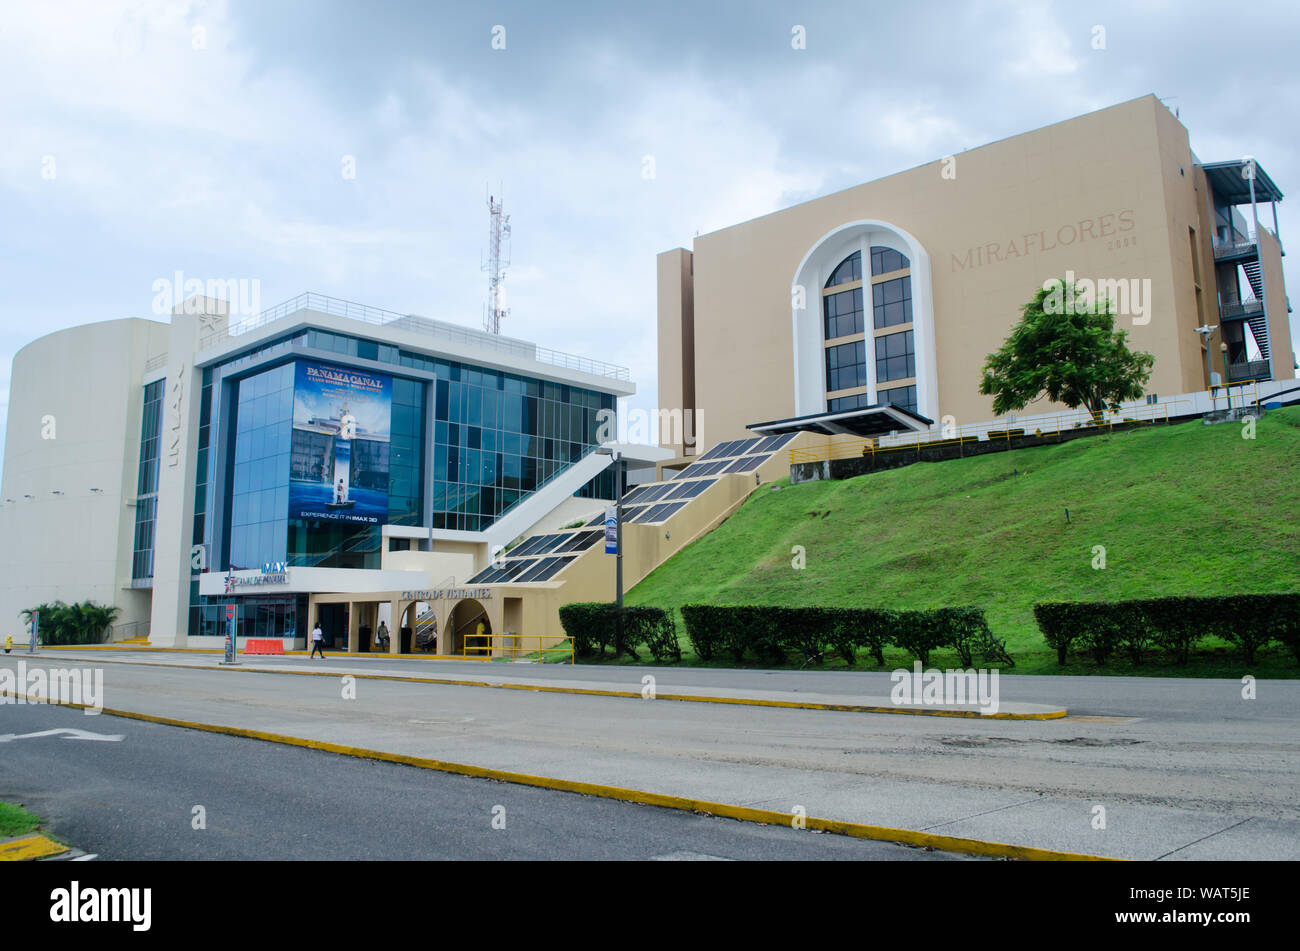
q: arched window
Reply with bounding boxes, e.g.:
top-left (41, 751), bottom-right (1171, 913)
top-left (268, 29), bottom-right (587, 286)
top-left (824, 252), bottom-right (862, 288)
top-left (870, 246), bottom-right (909, 275)
top-left (792, 220), bottom-right (933, 423)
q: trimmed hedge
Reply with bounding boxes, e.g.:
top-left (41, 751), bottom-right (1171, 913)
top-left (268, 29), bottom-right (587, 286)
top-left (1033, 594), bottom-right (1300, 666)
top-left (680, 604), bottom-right (1013, 667)
top-left (558, 602), bottom-right (681, 662)
top-left (558, 603), bottom-right (617, 658)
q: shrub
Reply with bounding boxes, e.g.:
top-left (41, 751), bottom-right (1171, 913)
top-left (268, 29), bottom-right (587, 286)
top-left (1079, 605), bottom-right (1126, 664)
top-left (778, 606), bottom-right (830, 664)
top-left (621, 606), bottom-right (681, 662)
top-left (21, 601), bottom-right (119, 646)
top-left (850, 608), bottom-right (894, 666)
top-left (558, 602), bottom-right (618, 658)
top-left (559, 603), bottom-right (683, 660)
top-left (934, 607), bottom-right (990, 667)
top-left (1033, 594), bottom-right (1300, 666)
top-left (680, 605), bottom-right (724, 661)
top-left (1114, 602), bottom-right (1156, 664)
top-left (890, 610), bottom-right (949, 666)
top-left (1145, 597), bottom-right (1205, 665)
top-left (817, 608), bottom-right (889, 666)
top-left (1033, 602), bottom-right (1084, 665)
top-left (679, 604), bottom-right (804, 664)
top-left (679, 604), bottom-right (1013, 668)
top-left (638, 609), bottom-right (683, 663)
top-left (1218, 594), bottom-right (1292, 665)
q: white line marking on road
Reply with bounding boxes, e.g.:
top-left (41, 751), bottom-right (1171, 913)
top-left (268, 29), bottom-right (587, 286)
top-left (0, 728), bottom-right (124, 743)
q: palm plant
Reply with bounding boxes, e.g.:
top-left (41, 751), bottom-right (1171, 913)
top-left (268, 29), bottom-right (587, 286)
top-left (20, 600), bottom-right (119, 644)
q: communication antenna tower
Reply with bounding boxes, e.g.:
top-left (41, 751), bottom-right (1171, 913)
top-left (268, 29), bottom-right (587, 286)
top-left (482, 190), bottom-right (511, 334)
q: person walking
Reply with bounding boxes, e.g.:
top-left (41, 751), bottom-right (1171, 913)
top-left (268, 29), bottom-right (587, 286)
top-left (377, 621), bottom-right (390, 652)
top-left (310, 621), bottom-right (326, 659)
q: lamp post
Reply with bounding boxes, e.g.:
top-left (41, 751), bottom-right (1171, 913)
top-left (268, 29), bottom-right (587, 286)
top-left (1194, 324), bottom-right (1218, 407)
top-left (596, 446), bottom-right (626, 652)
top-left (1220, 342), bottom-right (1232, 410)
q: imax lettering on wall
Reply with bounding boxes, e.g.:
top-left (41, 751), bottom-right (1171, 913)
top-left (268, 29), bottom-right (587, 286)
top-left (166, 361), bottom-right (186, 467)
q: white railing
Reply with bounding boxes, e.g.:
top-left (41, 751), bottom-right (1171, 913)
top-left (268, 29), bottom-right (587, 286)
top-left (196, 291), bottom-right (631, 381)
top-left (1220, 299), bottom-right (1265, 319)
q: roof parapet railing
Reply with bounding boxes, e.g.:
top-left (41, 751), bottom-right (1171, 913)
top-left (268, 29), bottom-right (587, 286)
top-left (196, 291), bottom-right (630, 381)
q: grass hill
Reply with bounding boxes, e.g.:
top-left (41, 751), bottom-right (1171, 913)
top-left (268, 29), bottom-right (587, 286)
top-left (624, 406), bottom-right (1300, 675)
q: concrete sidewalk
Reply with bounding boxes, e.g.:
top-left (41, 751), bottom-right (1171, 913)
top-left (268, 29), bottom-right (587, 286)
top-left (29, 649), bottom-right (1066, 719)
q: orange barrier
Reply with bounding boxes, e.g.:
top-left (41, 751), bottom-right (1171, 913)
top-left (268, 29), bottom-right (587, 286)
top-left (244, 639), bottom-right (285, 655)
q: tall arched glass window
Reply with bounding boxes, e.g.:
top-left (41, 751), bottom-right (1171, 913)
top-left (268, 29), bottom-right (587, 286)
top-left (825, 251), bottom-right (862, 288)
top-left (821, 246), bottom-right (917, 414)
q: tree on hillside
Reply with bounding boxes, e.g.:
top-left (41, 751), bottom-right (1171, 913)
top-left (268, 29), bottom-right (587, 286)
top-left (979, 278), bottom-right (1154, 421)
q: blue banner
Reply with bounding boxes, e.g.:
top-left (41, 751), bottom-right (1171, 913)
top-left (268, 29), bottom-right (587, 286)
top-left (604, 506), bottom-right (618, 554)
top-left (288, 360), bottom-right (392, 525)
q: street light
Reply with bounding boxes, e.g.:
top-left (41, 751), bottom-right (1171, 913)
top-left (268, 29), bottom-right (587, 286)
top-left (595, 446), bottom-right (626, 652)
top-left (1220, 342), bottom-right (1232, 410)
top-left (1194, 324), bottom-right (1218, 406)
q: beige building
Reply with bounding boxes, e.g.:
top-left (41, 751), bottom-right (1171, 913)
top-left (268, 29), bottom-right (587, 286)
top-left (657, 94), bottom-right (1294, 460)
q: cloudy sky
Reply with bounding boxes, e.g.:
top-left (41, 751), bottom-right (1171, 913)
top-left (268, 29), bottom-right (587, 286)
top-left (2, 0), bottom-right (1297, 477)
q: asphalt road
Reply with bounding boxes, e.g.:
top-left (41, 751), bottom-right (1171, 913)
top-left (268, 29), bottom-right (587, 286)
top-left (0, 701), bottom-right (963, 861)
top-left (4, 652), bottom-right (1297, 858)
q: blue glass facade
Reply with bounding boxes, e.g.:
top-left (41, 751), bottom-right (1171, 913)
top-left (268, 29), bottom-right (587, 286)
top-left (429, 359), bottom-right (615, 532)
top-left (228, 363), bottom-right (293, 570)
top-left (194, 327), bottom-right (616, 580)
top-left (180, 319), bottom-right (621, 639)
top-left (131, 378), bottom-right (165, 580)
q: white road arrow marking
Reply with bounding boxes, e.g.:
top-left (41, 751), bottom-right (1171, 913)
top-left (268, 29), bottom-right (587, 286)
top-left (0, 728), bottom-right (123, 743)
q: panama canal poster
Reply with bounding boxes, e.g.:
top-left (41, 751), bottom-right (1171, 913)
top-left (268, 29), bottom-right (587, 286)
top-left (288, 360), bottom-right (392, 525)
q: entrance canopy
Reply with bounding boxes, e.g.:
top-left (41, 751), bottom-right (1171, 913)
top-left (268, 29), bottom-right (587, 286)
top-left (749, 404), bottom-right (932, 438)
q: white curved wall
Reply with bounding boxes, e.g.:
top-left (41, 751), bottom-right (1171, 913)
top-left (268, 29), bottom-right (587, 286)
top-left (0, 318), bottom-right (167, 636)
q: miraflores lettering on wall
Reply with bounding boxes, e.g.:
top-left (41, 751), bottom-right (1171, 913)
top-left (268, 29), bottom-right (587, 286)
top-left (952, 209), bottom-right (1136, 273)
top-left (402, 588), bottom-right (493, 601)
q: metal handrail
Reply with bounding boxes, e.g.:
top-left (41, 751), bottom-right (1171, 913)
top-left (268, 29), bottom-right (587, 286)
top-left (463, 632), bottom-right (574, 663)
top-left (197, 291), bottom-right (631, 380)
top-left (1224, 363), bottom-right (1272, 384)
top-left (1213, 239), bottom-right (1258, 259)
top-left (1220, 299), bottom-right (1265, 319)
top-left (788, 398), bottom-right (1196, 465)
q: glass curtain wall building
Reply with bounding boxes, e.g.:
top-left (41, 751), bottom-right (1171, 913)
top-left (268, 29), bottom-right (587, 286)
top-left (174, 318), bottom-right (620, 641)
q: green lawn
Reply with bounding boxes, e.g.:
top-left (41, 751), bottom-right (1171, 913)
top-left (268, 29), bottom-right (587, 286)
top-left (0, 801), bottom-right (42, 838)
top-left (613, 407), bottom-right (1300, 675)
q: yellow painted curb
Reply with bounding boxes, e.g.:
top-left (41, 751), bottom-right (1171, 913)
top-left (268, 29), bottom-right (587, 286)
top-left (41, 644), bottom-right (494, 661)
top-left (10, 691), bottom-right (1109, 861)
top-left (19, 655), bottom-right (1067, 720)
top-left (0, 834), bottom-right (67, 861)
